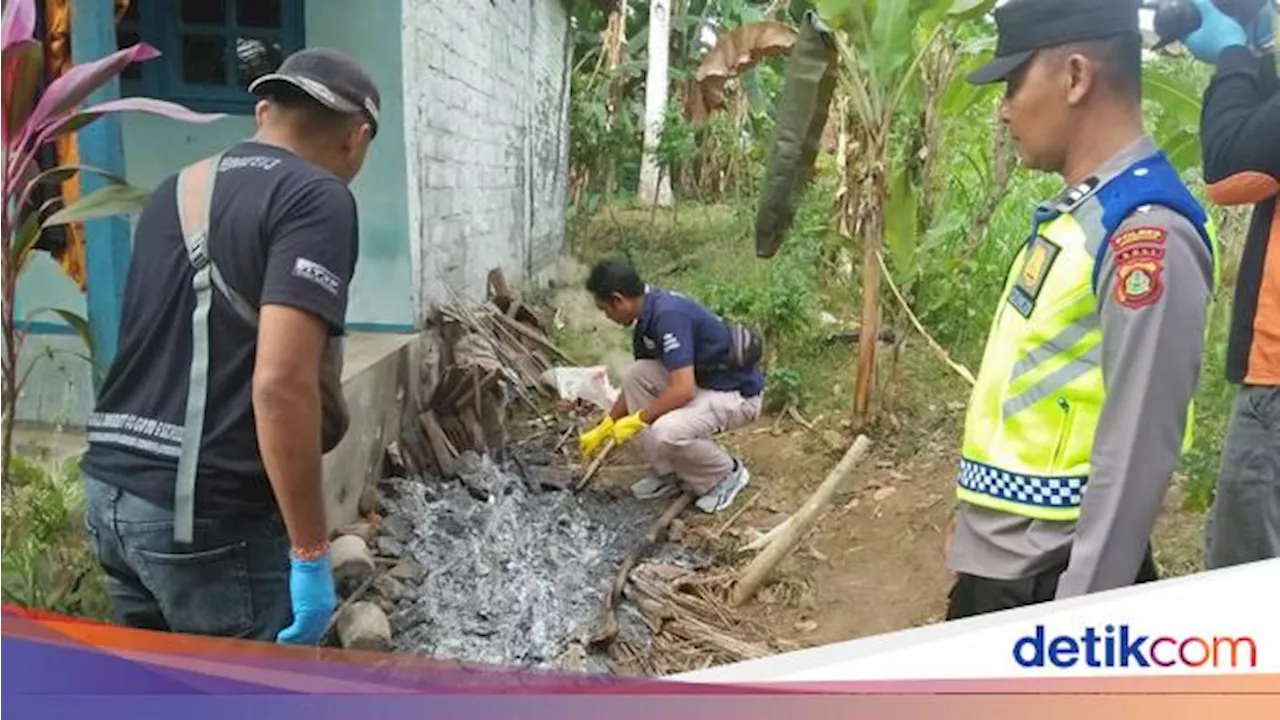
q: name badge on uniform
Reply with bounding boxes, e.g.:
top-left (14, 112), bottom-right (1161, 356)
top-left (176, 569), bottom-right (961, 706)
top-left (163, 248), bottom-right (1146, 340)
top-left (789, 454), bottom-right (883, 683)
top-left (1007, 235), bottom-right (1061, 318)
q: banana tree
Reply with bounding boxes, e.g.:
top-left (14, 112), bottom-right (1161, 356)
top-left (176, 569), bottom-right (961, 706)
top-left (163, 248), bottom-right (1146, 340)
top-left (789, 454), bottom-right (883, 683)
top-left (756, 0), bottom-right (996, 429)
top-left (2, 0), bottom-right (223, 479)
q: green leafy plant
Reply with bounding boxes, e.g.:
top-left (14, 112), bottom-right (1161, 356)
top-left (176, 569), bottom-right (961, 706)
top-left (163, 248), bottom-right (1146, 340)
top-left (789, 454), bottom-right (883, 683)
top-left (802, 0), bottom-right (998, 427)
top-left (1, 453), bottom-right (109, 618)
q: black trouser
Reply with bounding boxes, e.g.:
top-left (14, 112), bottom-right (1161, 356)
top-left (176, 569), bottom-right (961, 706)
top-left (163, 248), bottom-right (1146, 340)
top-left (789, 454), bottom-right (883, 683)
top-left (945, 547), bottom-right (1159, 621)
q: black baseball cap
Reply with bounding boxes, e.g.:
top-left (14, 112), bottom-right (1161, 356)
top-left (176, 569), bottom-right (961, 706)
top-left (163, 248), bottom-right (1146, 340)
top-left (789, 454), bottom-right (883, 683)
top-left (967, 0), bottom-right (1142, 85)
top-left (249, 47), bottom-right (381, 136)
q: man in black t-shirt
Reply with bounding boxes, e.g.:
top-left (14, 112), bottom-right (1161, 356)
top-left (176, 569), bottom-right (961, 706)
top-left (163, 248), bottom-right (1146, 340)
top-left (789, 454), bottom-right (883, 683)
top-left (80, 48), bottom-right (379, 645)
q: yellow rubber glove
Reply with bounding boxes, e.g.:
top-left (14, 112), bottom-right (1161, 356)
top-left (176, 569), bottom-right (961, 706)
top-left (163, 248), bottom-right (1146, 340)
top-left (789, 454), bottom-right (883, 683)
top-left (579, 416), bottom-right (615, 459)
top-left (611, 411), bottom-right (648, 447)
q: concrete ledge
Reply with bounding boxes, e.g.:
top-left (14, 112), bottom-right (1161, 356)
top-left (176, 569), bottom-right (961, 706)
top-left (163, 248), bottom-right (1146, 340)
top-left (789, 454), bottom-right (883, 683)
top-left (322, 331), bottom-right (422, 531)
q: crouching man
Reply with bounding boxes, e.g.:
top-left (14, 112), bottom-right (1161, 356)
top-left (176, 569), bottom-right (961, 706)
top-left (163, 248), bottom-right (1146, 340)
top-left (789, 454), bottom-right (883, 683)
top-left (578, 259), bottom-right (765, 513)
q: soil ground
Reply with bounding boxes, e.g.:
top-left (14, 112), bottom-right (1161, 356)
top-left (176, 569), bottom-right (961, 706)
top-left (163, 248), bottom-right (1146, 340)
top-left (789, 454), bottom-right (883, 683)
top-left (589, 406), bottom-right (1208, 655)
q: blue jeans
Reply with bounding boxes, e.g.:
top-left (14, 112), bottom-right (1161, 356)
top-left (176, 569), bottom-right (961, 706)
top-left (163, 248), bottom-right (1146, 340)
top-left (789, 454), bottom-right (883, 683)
top-left (82, 474), bottom-right (292, 641)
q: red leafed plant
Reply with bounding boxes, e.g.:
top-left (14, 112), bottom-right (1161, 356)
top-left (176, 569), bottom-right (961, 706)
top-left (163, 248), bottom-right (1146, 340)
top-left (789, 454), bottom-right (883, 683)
top-left (2, 0), bottom-right (223, 478)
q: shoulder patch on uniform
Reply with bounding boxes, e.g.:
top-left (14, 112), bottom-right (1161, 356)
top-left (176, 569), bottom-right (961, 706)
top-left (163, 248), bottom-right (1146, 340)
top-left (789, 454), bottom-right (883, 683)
top-left (1111, 226), bottom-right (1166, 251)
top-left (1114, 262), bottom-right (1164, 310)
top-left (1110, 225), bottom-right (1169, 310)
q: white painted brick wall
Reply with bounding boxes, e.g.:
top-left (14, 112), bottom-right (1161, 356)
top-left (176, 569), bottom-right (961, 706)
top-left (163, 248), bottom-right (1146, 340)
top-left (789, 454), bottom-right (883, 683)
top-left (403, 0), bottom-right (570, 321)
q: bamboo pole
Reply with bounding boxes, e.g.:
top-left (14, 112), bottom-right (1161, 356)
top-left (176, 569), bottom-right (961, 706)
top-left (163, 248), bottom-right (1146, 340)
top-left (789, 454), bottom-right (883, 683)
top-left (730, 435), bottom-right (873, 607)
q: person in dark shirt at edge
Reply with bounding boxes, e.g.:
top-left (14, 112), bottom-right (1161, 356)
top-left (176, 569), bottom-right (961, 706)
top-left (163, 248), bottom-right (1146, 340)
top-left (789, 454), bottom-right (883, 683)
top-left (1182, 1), bottom-right (1280, 569)
top-left (79, 48), bottom-right (379, 645)
top-left (578, 259), bottom-right (765, 514)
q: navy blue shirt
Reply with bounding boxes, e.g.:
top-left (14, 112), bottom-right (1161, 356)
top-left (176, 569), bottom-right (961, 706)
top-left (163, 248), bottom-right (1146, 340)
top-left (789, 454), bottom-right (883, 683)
top-left (632, 288), bottom-right (765, 397)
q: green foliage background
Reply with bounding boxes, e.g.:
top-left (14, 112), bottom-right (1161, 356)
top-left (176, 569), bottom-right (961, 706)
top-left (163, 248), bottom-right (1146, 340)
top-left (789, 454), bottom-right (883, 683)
top-left (566, 0), bottom-right (1249, 512)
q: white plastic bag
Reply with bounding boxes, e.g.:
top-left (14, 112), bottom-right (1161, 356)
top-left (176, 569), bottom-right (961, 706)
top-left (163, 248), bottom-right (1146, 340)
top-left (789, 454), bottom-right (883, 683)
top-left (540, 366), bottom-right (619, 412)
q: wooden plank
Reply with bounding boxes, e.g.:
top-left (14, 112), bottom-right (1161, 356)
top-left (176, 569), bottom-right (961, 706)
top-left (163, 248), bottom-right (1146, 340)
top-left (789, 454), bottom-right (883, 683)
top-left (460, 406), bottom-right (487, 454)
top-left (430, 367), bottom-right (462, 411)
top-left (420, 411), bottom-right (457, 477)
top-left (487, 267), bottom-right (513, 301)
top-left (442, 368), bottom-right (477, 409)
top-left (441, 415), bottom-right (471, 454)
top-left (491, 311), bottom-right (580, 366)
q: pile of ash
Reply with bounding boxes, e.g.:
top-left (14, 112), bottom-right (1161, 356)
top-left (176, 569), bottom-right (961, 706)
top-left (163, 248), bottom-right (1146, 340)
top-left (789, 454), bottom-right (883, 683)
top-left (379, 449), bottom-right (704, 672)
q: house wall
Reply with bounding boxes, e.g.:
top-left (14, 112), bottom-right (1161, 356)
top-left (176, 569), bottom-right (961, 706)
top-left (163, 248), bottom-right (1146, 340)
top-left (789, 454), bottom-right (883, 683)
top-left (118, 0), bottom-right (413, 328)
top-left (401, 0), bottom-right (571, 322)
top-left (13, 0), bottom-right (574, 428)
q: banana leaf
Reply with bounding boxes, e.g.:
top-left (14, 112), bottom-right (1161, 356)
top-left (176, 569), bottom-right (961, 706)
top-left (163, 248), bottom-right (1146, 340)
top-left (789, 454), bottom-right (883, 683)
top-left (755, 11), bottom-right (840, 259)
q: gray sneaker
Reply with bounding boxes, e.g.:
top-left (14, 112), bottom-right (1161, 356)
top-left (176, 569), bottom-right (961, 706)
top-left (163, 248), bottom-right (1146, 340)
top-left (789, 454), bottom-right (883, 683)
top-left (695, 460), bottom-right (750, 514)
top-left (631, 473), bottom-right (680, 500)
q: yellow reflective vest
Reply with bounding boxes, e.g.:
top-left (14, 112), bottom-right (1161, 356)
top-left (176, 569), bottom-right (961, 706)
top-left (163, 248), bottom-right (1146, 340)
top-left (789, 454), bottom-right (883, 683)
top-left (956, 152), bottom-right (1219, 522)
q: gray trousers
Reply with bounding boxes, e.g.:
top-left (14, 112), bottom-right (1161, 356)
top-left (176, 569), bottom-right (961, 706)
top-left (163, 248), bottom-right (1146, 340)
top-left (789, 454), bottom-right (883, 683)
top-left (622, 360), bottom-right (762, 494)
top-left (1205, 385), bottom-right (1280, 569)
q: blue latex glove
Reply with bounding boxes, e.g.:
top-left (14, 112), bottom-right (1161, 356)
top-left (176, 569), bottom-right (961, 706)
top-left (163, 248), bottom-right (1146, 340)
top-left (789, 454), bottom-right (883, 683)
top-left (1184, 0), bottom-right (1250, 63)
top-left (276, 552), bottom-right (337, 646)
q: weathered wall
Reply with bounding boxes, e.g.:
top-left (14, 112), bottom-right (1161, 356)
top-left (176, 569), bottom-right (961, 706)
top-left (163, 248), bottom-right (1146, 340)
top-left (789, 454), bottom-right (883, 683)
top-left (321, 332), bottom-right (422, 531)
top-left (118, 0), bottom-right (414, 329)
top-left (402, 0), bottom-right (571, 322)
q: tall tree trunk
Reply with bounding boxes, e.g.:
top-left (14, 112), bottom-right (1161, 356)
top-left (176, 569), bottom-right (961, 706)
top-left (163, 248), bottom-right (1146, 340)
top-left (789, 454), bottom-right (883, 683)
top-left (853, 152), bottom-right (885, 430)
top-left (602, 0), bottom-right (628, 197)
top-left (638, 0), bottom-right (673, 207)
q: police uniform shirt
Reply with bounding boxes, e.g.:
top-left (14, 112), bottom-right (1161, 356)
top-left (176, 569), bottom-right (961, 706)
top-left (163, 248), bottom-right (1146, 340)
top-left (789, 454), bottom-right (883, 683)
top-left (948, 135), bottom-right (1217, 597)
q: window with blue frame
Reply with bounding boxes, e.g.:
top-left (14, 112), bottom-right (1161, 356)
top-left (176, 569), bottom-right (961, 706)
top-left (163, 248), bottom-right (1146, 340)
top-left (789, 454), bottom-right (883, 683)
top-left (117, 0), bottom-right (305, 114)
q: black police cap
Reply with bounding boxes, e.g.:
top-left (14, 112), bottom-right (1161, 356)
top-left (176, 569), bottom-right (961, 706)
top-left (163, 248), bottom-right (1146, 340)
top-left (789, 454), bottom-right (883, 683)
top-left (968, 0), bottom-right (1142, 85)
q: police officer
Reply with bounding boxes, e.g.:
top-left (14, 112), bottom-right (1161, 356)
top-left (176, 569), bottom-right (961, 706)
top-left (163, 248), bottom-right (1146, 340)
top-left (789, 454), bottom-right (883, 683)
top-left (578, 259), bottom-right (765, 514)
top-left (1180, 0), bottom-right (1280, 569)
top-left (944, 0), bottom-right (1220, 618)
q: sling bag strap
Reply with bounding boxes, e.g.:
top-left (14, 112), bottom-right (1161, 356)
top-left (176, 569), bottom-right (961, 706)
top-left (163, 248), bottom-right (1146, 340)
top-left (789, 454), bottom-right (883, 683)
top-left (173, 151), bottom-right (255, 543)
top-left (172, 152), bottom-right (350, 542)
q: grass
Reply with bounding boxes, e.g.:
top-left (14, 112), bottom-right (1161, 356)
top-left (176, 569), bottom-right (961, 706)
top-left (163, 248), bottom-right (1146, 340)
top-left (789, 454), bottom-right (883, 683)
top-left (1, 451), bottom-right (110, 620)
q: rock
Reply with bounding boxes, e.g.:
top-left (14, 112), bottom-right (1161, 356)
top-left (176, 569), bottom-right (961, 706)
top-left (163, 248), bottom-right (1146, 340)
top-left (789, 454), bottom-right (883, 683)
top-left (376, 536), bottom-right (405, 558)
top-left (335, 601), bottom-right (392, 651)
top-left (390, 603), bottom-right (429, 634)
top-left (335, 521), bottom-right (377, 545)
top-left (794, 619), bottom-right (819, 633)
top-left (331, 534), bottom-right (375, 592)
top-left (526, 465), bottom-right (572, 491)
top-left (358, 484), bottom-right (382, 516)
top-left (374, 596), bottom-right (397, 616)
top-left (873, 486), bottom-right (897, 502)
top-left (555, 640), bottom-right (589, 672)
top-left (381, 514), bottom-right (414, 542)
top-left (667, 518), bottom-right (687, 543)
top-left (822, 430), bottom-right (845, 449)
top-left (373, 573), bottom-right (408, 603)
top-left (389, 558), bottom-right (427, 583)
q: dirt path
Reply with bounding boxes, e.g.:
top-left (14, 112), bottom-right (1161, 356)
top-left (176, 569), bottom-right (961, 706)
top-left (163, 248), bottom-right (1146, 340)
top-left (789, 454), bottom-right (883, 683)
top-left (592, 410), bottom-right (1211, 656)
